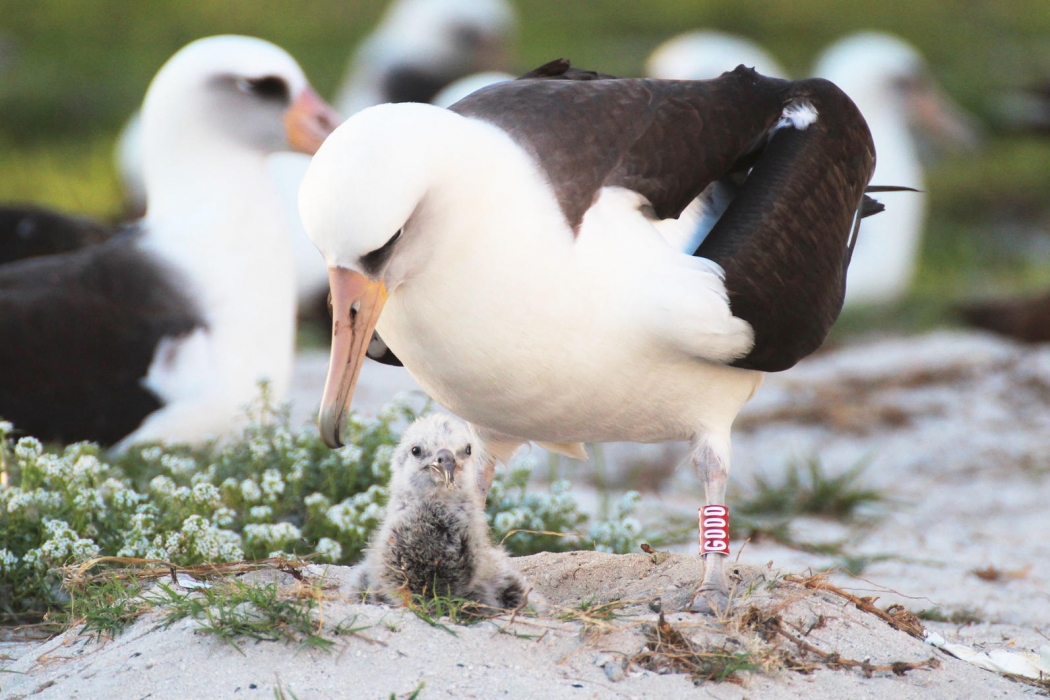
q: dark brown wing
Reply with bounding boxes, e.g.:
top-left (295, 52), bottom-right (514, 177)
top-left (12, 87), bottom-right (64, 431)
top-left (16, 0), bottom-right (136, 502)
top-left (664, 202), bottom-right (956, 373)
top-left (0, 205), bottom-right (112, 266)
top-left (697, 78), bottom-right (876, 372)
top-left (453, 65), bottom-right (876, 374)
top-left (0, 232), bottom-right (203, 444)
top-left (450, 65), bottom-right (791, 232)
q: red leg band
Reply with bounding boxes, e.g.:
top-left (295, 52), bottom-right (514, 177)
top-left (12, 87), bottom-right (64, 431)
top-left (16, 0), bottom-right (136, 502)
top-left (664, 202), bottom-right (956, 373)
top-left (699, 505), bottom-right (730, 556)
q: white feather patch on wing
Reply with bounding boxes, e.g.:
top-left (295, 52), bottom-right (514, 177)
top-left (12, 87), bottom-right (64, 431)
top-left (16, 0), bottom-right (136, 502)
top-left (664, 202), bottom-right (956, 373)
top-left (576, 187), bottom-right (754, 365)
top-left (774, 99), bottom-right (819, 132)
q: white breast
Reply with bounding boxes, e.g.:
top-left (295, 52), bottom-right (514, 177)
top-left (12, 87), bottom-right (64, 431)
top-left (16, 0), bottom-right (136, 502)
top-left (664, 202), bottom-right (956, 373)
top-left (374, 122), bottom-right (760, 445)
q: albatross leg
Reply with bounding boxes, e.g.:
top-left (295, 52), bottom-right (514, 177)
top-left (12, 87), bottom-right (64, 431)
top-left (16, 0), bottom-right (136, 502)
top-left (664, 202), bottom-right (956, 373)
top-left (472, 428), bottom-right (525, 499)
top-left (688, 434), bottom-right (732, 614)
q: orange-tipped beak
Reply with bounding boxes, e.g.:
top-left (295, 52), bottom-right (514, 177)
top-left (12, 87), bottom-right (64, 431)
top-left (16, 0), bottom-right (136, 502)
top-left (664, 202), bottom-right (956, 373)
top-left (283, 87), bottom-right (342, 155)
top-left (905, 80), bottom-right (982, 151)
top-left (319, 268), bottom-right (388, 447)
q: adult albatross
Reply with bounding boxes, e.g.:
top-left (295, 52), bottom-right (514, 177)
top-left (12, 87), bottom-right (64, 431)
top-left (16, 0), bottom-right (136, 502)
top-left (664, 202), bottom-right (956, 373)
top-left (0, 36), bottom-right (338, 447)
top-left (300, 62), bottom-right (877, 612)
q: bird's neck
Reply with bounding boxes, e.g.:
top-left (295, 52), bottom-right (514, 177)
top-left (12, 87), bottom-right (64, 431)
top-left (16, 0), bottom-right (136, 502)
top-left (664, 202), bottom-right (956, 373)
top-left (139, 142), bottom-right (297, 399)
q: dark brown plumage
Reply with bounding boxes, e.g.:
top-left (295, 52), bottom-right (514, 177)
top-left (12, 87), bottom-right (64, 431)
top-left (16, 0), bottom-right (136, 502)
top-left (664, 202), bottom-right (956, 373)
top-left (959, 291), bottom-right (1050, 343)
top-left (697, 78), bottom-right (875, 372)
top-left (0, 205), bottom-right (112, 266)
top-left (452, 65), bottom-right (790, 234)
top-left (0, 232), bottom-right (202, 444)
top-left (452, 64), bottom-right (876, 373)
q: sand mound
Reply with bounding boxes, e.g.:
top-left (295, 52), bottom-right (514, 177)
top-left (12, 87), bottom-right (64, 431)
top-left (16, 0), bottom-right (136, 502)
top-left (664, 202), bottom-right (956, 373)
top-left (0, 552), bottom-right (1032, 699)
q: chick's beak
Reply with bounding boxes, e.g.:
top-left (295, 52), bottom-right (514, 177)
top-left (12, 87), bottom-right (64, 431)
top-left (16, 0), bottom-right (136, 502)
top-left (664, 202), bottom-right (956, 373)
top-left (283, 87), bottom-right (342, 155)
top-left (318, 268), bottom-right (388, 448)
top-left (433, 449), bottom-right (458, 490)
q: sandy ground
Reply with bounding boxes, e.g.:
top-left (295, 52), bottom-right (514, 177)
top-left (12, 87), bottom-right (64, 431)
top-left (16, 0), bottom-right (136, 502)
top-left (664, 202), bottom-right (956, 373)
top-left (0, 554), bottom-right (1040, 699)
top-left (3, 330), bottom-right (1049, 698)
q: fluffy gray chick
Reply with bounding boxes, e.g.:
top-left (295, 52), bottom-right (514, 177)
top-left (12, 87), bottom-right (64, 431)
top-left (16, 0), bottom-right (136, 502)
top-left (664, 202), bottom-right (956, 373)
top-left (355, 413), bottom-right (529, 609)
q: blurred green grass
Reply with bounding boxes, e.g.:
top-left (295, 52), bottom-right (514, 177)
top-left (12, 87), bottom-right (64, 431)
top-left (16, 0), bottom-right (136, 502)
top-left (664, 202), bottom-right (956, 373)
top-left (1, 0), bottom-right (1049, 325)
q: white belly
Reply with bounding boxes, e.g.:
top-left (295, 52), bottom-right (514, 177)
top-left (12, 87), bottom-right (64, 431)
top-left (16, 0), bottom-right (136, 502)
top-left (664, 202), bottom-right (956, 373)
top-left (374, 189), bottom-right (761, 445)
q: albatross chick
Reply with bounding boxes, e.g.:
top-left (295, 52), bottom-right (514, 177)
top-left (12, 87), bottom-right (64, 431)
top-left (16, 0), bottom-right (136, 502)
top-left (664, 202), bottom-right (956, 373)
top-left (353, 414), bottom-right (529, 610)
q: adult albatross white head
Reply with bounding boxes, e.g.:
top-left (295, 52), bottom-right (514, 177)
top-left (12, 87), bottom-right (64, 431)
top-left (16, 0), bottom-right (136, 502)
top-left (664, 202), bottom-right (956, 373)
top-left (815, 31), bottom-right (978, 307)
top-left (0, 36), bottom-right (338, 448)
top-left (300, 61), bottom-right (877, 612)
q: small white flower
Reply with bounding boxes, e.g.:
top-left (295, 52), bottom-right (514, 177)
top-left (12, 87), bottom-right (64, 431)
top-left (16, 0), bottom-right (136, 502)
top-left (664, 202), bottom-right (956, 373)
top-left (243, 522), bottom-right (301, 547)
top-left (140, 446), bottom-right (163, 463)
top-left (304, 493), bottom-right (330, 510)
top-left (213, 507), bottom-right (236, 527)
top-left (71, 538), bottom-right (100, 559)
top-left (149, 475), bottom-right (176, 497)
top-left (190, 464), bottom-right (217, 486)
top-left (0, 420), bottom-right (14, 436)
top-left (260, 469), bottom-right (285, 500)
top-left (161, 454), bottom-right (197, 476)
top-left (72, 489), bottom-right (104, 512)
top-left (0, 548), bottom-right (18, 569)
top-left (191, 482), bottom-right (221, 507)
top-left (71, 454), bottom-right (103, 481)
top-left (493, 511), bottom-right (519, 532)
top-left (248, 505), bottom-right (273, 522)
top-left (14, 436), bottom-right (42, 461)
top-left (336, 445), bottom-right (364, 468)
top-left (315, 537), bottom-right (342, 562)
top-left (240, 479), bottom-right (262, 502)
top-left (6, 490), bottom-right (33, 514)
top-left (249, 438), bottom-right (272, 460)
top-left (218, 540), bottom-right (244, 561)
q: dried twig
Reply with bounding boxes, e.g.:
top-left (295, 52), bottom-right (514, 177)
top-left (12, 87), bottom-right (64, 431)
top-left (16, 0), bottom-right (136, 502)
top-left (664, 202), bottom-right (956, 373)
top-left (759, 609), bottom-right (939, 677)
top-left (785, 574), bottom-right (926, 639)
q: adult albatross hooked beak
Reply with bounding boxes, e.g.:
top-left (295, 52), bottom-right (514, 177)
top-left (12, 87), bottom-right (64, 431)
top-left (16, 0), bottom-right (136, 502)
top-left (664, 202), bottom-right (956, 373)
top-left (319, 267), bottom-right (389, 448)
top-left (302, 60), bottom-right (879, 613)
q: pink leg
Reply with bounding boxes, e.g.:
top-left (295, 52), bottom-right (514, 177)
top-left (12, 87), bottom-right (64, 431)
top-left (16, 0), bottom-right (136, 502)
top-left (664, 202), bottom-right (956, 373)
top-left (473, 433), bottom-right (524, 500)
top-left (688, 435), bottom-right (732, 614)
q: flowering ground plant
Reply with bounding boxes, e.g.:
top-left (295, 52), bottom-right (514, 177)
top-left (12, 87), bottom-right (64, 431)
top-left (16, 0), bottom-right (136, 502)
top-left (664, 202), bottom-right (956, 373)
top-left (1, 389), bottom-right (648, 624)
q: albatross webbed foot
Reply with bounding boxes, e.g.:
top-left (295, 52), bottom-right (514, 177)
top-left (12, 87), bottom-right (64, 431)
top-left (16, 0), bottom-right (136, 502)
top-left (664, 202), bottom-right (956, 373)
top-left (686, 583), bottom-right (731, 616)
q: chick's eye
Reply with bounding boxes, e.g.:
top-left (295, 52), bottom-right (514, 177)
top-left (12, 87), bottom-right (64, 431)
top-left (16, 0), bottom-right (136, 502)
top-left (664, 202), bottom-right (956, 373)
top-left (465, 444), bottom-right (472, 456)
top-left (410, 445), bottom-right (422, 458)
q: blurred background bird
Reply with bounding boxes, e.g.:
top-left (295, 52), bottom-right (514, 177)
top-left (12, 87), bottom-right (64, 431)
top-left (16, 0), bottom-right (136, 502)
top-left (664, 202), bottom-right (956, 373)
top-left (647, 29), bottom-right (982, 309)
top-left (111, 0), bottom-right (518, 321)
top-left (1, 0), bottom-right (1049, 453)
top-left (0, 35), bottom-right (338, 447)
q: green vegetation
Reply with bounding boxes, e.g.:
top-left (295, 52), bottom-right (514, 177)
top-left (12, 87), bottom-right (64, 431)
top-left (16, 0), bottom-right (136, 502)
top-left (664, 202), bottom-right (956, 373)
top-left (915, 606), bottom-right (984, 625)
top-left (60, 560), bottom-right (366, 651)
top-left (0, 390), bottom-right (651, 625)
top-left (405, 592), bottom-right (490, 634)
top-left (391, 683), bottom-right (425, 700)
top-left (728, 457), bottom-right (886, 565)
top-left (68, 574), bottom-right (149, 638)
top-left (556, 596), bottom-right (629, 634)
top-left (157, 578), bottom-right (335, 653)
top-left (735, 457), bottom-right (883, 522)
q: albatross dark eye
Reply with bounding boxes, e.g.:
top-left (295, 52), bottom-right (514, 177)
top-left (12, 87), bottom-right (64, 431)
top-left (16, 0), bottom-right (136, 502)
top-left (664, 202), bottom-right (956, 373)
top-left (238, 76), bottom-right (290, 103)
top-left (360, 229), bottom-right (402, 275)
top-left (410, 445), bottom-right (422, 458)
top-left (465, 445), bottom-right (472, 456)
